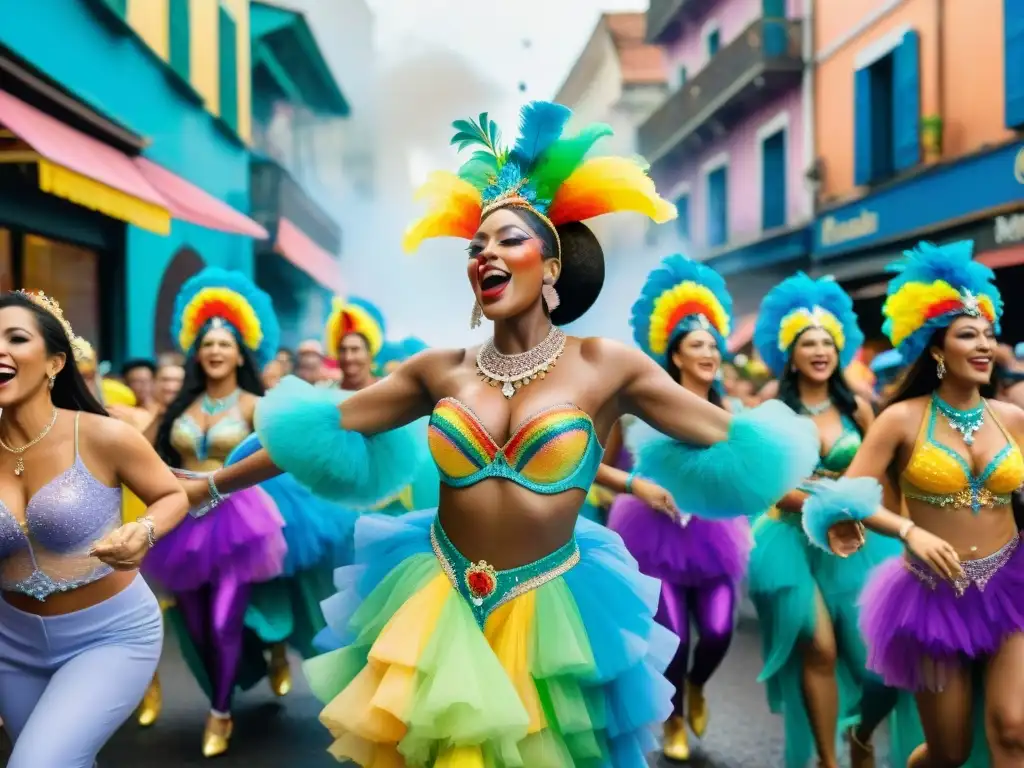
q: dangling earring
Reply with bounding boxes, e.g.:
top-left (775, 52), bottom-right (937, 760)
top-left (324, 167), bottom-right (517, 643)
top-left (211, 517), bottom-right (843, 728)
top-left (542, 277), bottom-right (561, 313)
top-left (935, 355), bottom-right (946, 380)
top-left (469, 300), bottom-right (483, 330)
top-left (47, 374), bottom-right (55, 390)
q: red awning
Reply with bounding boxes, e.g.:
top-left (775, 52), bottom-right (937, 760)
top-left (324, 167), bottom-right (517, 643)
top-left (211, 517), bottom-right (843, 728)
top-left (976, 245), bottom-right (1024, 269)
top-left (275, 217), bottom-right (343, 293)
top-left (728, 313), bottom-right (757, 353)
top-left (0, 88), bottom-right (266, 238)
top-left (134, 157), bottom-right (268, 239)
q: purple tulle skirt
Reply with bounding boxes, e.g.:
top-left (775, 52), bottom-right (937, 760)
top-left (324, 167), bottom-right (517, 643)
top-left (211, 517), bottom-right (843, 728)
top-left (607, 494), bottom-right (751, 586)
top-left (143, 486), bottom-right (287, 593)
top-left (859, 534), bottom-right (1024, 691)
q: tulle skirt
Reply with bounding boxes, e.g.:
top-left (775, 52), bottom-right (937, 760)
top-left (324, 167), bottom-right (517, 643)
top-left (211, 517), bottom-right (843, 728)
top-left (607, 495), bottom-right (750, 585)
top-left (143, 487), bottom-right (287, 592)
top-left (303, 509), bottom-right (678, 767)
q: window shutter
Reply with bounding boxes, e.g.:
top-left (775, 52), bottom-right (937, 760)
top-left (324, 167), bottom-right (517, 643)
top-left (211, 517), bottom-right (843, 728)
top-left (892, 30), bottom-right (921, 172)
top-left (1005, 0), bottom-right (1024, 128)
top-left (169, 0), bottom-right (190, 81)
top-left (762, 131), bottom-right (787, 230)
top-left (218, 5), bottom-right (239, 131)
top-left (853, 67), bottom-right (874, 185)
top-left (675, 195), bottom-right (690, 239)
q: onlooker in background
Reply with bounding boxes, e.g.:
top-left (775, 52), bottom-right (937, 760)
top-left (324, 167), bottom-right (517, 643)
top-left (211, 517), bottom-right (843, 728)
top-left (294, 340), bottom-right (324, 384)
top-left (123, 359), bottom-right (156, 410)
top-left (337, 333), bottom-right (375, 391)
top-left (275, 347), bottom-right (295, 376)
top-left (153, 361), bottom-right (185, 409)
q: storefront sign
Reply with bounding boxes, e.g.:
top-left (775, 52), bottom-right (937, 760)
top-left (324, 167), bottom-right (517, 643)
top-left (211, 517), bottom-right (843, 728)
top-left (1015, 146), bottom-right (1024, 184)
top-left (819, 210), bottom-right (880, 248)
top-left (995, 213), bottom-right (1024, 245)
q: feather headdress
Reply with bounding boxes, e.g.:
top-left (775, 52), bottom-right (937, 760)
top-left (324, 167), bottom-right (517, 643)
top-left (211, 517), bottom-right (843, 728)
top-left (754, 273), bottom-right (863, 377)
top-left (172, 267), bottom-right (279, 368)
top-left (324, 297), bottom-right (386, 360)
top-left (883, 240), bottom-right (1001, 362)
top-left (403, 101), bottom-right (676, 257)
top-left (630, 254), bottom-right (733, 366)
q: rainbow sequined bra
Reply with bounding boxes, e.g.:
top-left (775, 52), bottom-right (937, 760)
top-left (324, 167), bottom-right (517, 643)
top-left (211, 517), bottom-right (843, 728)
top-left (427, 398), bottom-right (602, 494)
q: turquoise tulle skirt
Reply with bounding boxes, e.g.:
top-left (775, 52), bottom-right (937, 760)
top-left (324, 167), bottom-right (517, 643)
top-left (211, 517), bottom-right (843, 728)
top-left (747, 510), bottom-right (922, 767)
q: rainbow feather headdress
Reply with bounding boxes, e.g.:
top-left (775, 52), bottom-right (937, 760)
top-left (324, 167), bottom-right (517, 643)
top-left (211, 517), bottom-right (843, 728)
top-left (630, 254), bottom-right (733, 366)
top-left (172, 267), bottom-right (280, 368)
top-left (324, 297), bottom-right (386, 360)
top-left (754, 273), bottom-right (864, 377)
top-left (403, 101), bottom-right (676, 258)
top-left (883, 240), bottom-right (1001, 362)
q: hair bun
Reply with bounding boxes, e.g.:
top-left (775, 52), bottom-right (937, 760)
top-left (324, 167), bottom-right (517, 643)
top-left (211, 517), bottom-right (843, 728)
top-left (551, 222), bottom-right (604, 326)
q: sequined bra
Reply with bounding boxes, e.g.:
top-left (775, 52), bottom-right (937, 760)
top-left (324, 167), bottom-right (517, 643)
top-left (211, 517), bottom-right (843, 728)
top-left (427, 398), bottom-right (602, 494)
top-left (813, 413), bottom-right (862, 479)
top-left (170, 404), bottom-right (251, 471)
top-left (0, 413), bottom-right (122, 600)
top-left (900, 400), bottom-right (1024, 513)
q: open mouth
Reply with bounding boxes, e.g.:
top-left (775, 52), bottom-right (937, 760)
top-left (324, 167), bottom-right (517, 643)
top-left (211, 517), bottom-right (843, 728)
top-left (810, 360), bottom-right (830, 372)
top-left (479, 269), bottom-right (511, 299)
top-left (969, 356), bottom-right (992, 371)
top-left (697, 361), bottom-right (715, 371)
top-left (0, 368), bottom-right (15, 386)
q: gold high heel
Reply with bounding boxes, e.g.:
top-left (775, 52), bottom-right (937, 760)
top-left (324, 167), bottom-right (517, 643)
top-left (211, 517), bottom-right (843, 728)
top-left (686, 681), bottom-right (708, 737)
top-left (269, 642), bottom-right (292, 697)
top-left (848, 726), bottom-right (875, 768)
top-left (202, 712), bottom-right (233, 758)
top-left (137, 673), bottom-right (162, 727)
top-left (662, 715), bottom-right (691, 761)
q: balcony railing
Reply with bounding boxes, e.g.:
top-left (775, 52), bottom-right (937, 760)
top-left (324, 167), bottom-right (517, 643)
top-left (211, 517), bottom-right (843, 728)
top-left (646, 0), bottom-right (712, 44)
top-left (250, 157), bottom-right (341, 256)
top-left (639, 17), bottom-right (804, 165)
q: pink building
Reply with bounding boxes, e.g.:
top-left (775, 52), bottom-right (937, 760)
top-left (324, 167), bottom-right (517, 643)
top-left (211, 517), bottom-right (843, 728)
top-left (640, 0), bottom-right (811, 314)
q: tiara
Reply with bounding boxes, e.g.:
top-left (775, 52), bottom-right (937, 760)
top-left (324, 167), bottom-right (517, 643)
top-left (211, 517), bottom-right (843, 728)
top-left (17, 290), bottom-right (85, 361)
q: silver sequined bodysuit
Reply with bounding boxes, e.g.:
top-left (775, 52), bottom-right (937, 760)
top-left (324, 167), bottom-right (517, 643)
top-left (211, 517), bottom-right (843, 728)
top-left (0, 413), bottom-right (122, 601)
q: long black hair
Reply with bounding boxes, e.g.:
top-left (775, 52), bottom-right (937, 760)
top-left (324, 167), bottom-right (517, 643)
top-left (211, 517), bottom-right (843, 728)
top-left (490, 207), bottom-right (606, 326)
top-left (155, 321), bottom-right (265, 466)
top-left (777, 328), bottom-right (863, 434)
top-left (665, 329), bottom-right (724, 408)
top-left (885, 326), bottom-right (996, 408)
top-left (0, 292), bottom-right (107, 415)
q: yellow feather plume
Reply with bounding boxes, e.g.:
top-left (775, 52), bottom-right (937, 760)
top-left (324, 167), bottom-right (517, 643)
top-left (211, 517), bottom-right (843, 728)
top-left (403, 172), bottom-right (482, 253)
top-left (883, 281), bottom-right (961, 349)
top-left (547, 156), bottom-right (676, 226)
top-left (648, 284), bottom-right (730, 356)
top-left (778, 308), bottom-right (845, 354)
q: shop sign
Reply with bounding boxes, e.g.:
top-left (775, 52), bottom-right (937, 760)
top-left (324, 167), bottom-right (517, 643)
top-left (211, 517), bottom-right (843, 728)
top-left (995, 213), bottom-right (1024, 245)
top-left (819, 209), bottom-right (880, 248)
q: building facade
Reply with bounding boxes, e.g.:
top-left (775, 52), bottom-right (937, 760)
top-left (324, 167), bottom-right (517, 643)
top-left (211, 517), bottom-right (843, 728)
top-left (810, 0), bottom-right (1024, 341)
top-left (0, 0), bottom-right (266, 360)
top-left (640, 0), bottom-right (811, 322)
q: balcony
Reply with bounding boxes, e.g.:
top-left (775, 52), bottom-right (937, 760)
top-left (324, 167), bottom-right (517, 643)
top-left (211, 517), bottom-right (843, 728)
top-left (638, 17), bottom-right (804, 167)
top-left (646, 0), bottom-right (713, 44)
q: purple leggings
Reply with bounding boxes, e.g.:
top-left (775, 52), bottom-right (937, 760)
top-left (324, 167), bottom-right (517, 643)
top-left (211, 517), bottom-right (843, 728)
top-left (174, 574), bottom-right (250, 712)
top-left (656, 577), bottom-right (736, 714)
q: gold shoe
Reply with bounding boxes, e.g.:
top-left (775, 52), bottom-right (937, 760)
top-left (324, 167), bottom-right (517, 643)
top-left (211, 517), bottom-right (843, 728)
top-left (662, 715), bottom-right (691, 761)
top-left (686, 682), bottom-right (708, 737)
top-left (202, 712), bottom-right (233, 758)
top-left (137, 673), bottom-right (162, 727)
top-left (269, 643), bottom-right (292, 697)
top-left (848, 727), bottom-right (876, 768)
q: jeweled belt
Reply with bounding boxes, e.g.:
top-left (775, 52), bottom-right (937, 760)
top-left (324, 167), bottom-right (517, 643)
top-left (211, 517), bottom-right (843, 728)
top-left (905, 533), bottom-right (1019, 597)
top-left (429, 519), bottom-right (580, 628)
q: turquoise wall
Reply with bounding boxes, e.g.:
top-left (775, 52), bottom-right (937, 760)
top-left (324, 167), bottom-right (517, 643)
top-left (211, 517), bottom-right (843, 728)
top-left (0, 0), bottom-right (254, 358)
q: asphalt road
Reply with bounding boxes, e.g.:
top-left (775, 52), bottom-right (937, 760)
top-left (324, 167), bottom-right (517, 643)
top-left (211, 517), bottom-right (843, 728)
top-left (2, 618), bottom-right (895, 767)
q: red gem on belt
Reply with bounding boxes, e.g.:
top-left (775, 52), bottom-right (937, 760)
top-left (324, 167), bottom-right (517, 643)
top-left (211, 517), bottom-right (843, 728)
top-left (465, 561), bottom-right (498, 606)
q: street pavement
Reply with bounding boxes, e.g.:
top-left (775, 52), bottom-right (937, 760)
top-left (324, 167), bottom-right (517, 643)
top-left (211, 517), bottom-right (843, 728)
top-left (2, 618), bottom-right (894, 767)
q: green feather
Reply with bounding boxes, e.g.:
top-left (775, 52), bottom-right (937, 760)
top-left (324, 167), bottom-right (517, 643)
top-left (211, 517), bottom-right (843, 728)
top-left (457, 151), bottom-right (498, 187)
top-left (530, 122), bottom-right (614, 202)
top-left (450, 112), bottom-right (503, 157)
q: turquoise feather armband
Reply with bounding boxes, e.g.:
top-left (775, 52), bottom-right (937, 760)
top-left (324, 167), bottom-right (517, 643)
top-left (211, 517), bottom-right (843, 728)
top-left (635, 400), bottom-right (819, 520)
top-left (253, 376), bottom-right (418, 506)
top-left (802, 476), bottom-right (881, 552)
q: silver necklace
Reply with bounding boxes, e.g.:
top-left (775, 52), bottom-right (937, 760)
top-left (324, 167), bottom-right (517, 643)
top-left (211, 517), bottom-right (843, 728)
top-left (476, 326), bottom-right (567, 399)
top-left (201, 389), bottom-right (240, 416)
top-left (0, 407), bottom-right (58, 476)
top-left (801, 399), bottom-right (833, 416)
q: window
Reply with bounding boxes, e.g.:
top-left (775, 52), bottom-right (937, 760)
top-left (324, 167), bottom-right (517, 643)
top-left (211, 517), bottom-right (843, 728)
top-left (763, 0), bottom-right (786, 18)
top-left (0, 230), bottom-right (13, 294)
top-left (218, 4), bottom-right (239, 131)
top-left (706, 166), bottom-right (728, 248)
top-left (675, 194), bottom-right (690, 240)
top-left (168, 0), bottom-right (190, 81)
top-left (1006, 0), bottom-right (1024, 128)
top-left (761, 130), bottom-right (787, 230)
top-left (854, 30), bottom-right (920, 185)
top-left (678, 66), bottom-right (688, 87)
top-left (706, 28), bottom-right (721, 57)
top-left (21, 235), bottom-right (100, 346)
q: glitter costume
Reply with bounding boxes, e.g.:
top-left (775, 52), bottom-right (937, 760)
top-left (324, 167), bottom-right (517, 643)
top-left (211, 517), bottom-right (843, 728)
top-left (232, 101), bottom-right (825, 767)
top-left (745, 274), bottom-right (916, 767)
top-left (607, 254), bottom-right (751, 757)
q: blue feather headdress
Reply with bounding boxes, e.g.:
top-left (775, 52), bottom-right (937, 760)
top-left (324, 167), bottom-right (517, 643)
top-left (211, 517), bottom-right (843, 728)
top-left (630, 254), bottom-right (733, 367)
top-left (882, 241), bottom-right (1002, 363)
top-left (172, 267), bottom-right (280, 369)
top-left (753, 273), bottom-right (863, 377)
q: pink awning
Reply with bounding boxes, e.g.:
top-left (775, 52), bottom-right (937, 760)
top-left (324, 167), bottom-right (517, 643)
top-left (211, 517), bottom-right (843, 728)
top-left (728, 313), bottom-right (757, 353)
top-left (134, 157), bottom-right (268, 239)
top-left (275, 217), bottom-right (343, 293)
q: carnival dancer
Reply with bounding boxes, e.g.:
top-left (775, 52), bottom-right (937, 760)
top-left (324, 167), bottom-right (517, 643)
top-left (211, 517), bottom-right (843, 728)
top-left (600, 254), bottom-right (751, 761)
top-left (144, 268), bottom-right (289, 757)
top-left (746, 273), bottom-right (916, 768)
top-left (0, 291), bottom-right (188, 767)
top-left (179, 100), bottom-right (821, 767)
top-left (806, 241), bottom-right (1021, 767)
